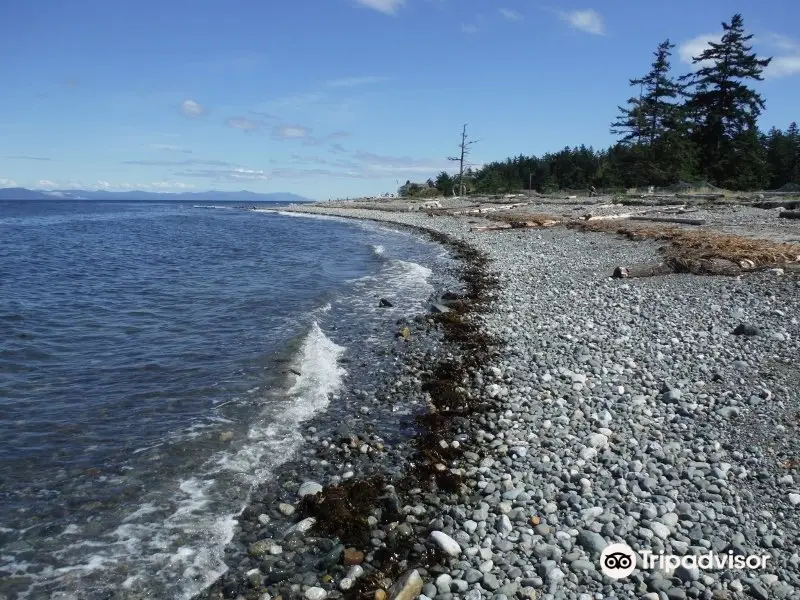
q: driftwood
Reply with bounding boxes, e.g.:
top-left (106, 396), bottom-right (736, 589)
top-left (584, 212), bottom-right (636, 221)
top-left (613, 258), bottom-right (753, 279)
top-left (613, 263), bottom-right (675, 278)
top-left (779, 210), bottom-right (800, 219)
top-left (471, 219), bottom-right (560, 232)
top-left (628, 216), bottom-right (706, 226)
top-left (753, 200), bottom-right (800, 210)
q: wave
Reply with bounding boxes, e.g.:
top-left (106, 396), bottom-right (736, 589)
top-left (17, 322), bottom-right (346, 600)
top-left (371, 244), bottom-right (385, 256)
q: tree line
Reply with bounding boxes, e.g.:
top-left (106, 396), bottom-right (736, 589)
top-left (406, 14), bottom-right (798, 197)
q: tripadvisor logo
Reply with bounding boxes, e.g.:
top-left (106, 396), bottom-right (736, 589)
top-left (600, 543), bottom-right (771, 580)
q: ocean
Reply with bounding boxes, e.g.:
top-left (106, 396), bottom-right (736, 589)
top-left (0, 200), bottom-right (450, 599)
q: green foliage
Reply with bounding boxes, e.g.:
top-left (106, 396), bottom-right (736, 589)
top-left (398, 179), bottom-right (440, 198)
top-left (468, 13), bottom-right (793, 194)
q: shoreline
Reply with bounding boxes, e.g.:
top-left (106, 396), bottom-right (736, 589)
top-left (207, 204), bottom-right (799, 600)
top-left (203, 209), bottom-right (495, 600)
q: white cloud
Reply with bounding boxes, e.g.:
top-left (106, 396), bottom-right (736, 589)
top-left (763, 32), bottom-right (800, 53)
top-left (0, 178), bottom-right (17, 187)
top-left (31, 180), bottom-right (197, 191)
top-left (274, 125), bottom-right (311, 139)
top-left (226, 117), bottom-right (261, 132)
top-left (761, 33), bottom-right (800, 79)
top-left (558, 9), bottom-right (605, 35)
top-left (353, 0), bottom-right (405, 15)
top-left (461, 23), bottom-right (478, 34)
top-left (499, 8), bottom-right (522, 21)
top-left (325, 75), bottom-right (388, 88)
top-left (354, 152), bottom-right (451, 176)
top-left (678, 34), bottom-right (720, 68)
top-left (179, 99), bottom-right (207, 118)
top-left (766, 55), bottom-right (800, 78)
top-left (152, 144), bottom-right (192, 154)
top-left (177, 166), bottom-right (269, 182)
top-left (679, 31), bottom-right (800, 78)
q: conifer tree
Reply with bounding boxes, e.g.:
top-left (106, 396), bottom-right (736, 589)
top-left (681, 14), bottom-right (772, 185)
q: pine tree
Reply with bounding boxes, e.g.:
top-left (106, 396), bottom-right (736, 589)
top-left (681, 14), bottom-right (772, 187)
top-left (611, 40), bottom-right (683, 146)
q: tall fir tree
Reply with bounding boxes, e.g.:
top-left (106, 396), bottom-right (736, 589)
top-left (681, 14), bottom-right (772, 187)
top-left (610, 39), bottom-right (693, 185)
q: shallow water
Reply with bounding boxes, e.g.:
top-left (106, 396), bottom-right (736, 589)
top-left (0, 200), bottom-right (448, 599)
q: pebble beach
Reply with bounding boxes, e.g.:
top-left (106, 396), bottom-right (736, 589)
top-left (207, 201), bottom-right (800, 600)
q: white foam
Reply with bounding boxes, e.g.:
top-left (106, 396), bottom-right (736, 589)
top-left (20, 321), bottom-right (348, 600)
top-left (372, 244), bottom-right (385, 256)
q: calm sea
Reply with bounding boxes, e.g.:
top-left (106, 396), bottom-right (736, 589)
top-left (0, 200), bottom-right (447, 599)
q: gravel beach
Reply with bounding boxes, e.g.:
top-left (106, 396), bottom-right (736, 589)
top-left (210, 203), bottom-right (800, 600)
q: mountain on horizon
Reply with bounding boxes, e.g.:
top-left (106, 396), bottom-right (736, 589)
top-left (0, 187), bottom-right (311, 203)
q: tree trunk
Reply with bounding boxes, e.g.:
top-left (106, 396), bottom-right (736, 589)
top-left (628, 216), bottom-right (706, 225)
top-left (612, 263), bottom-right (675, 278)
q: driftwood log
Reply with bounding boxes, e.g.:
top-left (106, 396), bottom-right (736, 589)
top-left (613, 263), bottom-right (675, 278)
top-left (628, 216), bottom-right (706, 225)
top-left (613, 258), bottom-right (754, 279)
top-left (779, 210), bottom-right (800, 219)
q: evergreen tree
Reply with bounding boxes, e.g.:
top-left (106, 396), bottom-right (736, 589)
top-left (611, 39), bottom-right (683, 146)
top-left (681, 14), bottom-right (772, 185)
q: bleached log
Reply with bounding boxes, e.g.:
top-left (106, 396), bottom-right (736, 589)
top-left (628, 216), bottom-right (706, 225)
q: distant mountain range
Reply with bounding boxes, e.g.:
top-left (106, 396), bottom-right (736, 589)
top-left (0, 187), bottom-right (311, 203)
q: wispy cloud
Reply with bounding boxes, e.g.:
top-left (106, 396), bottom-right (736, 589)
top-left (353, 151), bottom-right (450, 175)
top-left (226, 116), bottom-right (261, 132)
top-left (271, 125), bottom-right (350, 146)
top-left (3, 155), bottom-right (51, 161)
top-left (26, 179), bottom-right (197, 192)
top-left (557, 9), bottom-right (605, 35)
top-left (271, 168), bottom-right (367, 180)
top-left (461, 23), bottom-right (478, 34)
top-left (761, 33), bottom-right (800, 78)
top-left (325, 75), bottom-right (388, 88)
top-left (178, 99), bottom-right (207, 118)
top-left (123, 159), bottom-right (232, 167)
top-left (273, 125), bottom-right (312, 140)
top-left (176, 167), bottom-right (270, 182)
top-left (767, 56), bottom-right (800, 78)
top-left (151, 144), bottom-right (192, 154)
top-left (0, 178), bottom-right (17, 187)
top-left (353, 0), bottom-right (405, 15)
top-left (499, 8), bottom-right (522, 21)
top-left (678, 34), bottom-right (720, 68)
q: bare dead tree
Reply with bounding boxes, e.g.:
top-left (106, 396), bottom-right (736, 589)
top-left (448, 124), bottom-right (478, 196)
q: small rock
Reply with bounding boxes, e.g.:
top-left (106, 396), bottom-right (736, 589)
top-left (388, 569), bottom-right (424, 600)
top-left (298, 481), bottom-right (323, 498)
top-left (305, 587), bottom-right (327, 600)
top-left (278, 503), bottom-right (295, 516)
top-left (219, 431), bottom-right (234, 442)
top-left (733, 323), bottom-right (761, 336)
top-left (379, 298), bottom-right (393, 307)
top-left (343, 548), bottom-right (365, 565)
top-left (429, 531), bottom-right (461, 556)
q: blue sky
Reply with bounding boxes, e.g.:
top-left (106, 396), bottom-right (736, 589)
top-left (0, 0), bottom-right (798, 200)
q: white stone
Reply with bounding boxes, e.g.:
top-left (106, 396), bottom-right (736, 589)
top-left (298, 481), bottom-right (323, 498)
top-left (650, 522), bottom-right (670, 540)
top-left (586, 433), bottom-right (609, 449)
top-left (429, 531), bottom-right (462, 556)
top-left (305, 587), bottom-right (327, 600)
top-left (788, 493), bottom-right (800, 506)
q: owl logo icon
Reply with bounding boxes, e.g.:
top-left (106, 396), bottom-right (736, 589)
top-left (600, 543), bottom-right (637, 579)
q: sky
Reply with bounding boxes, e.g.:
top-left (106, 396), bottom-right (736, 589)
top-left (0, 0), bottom-right (798, 200)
